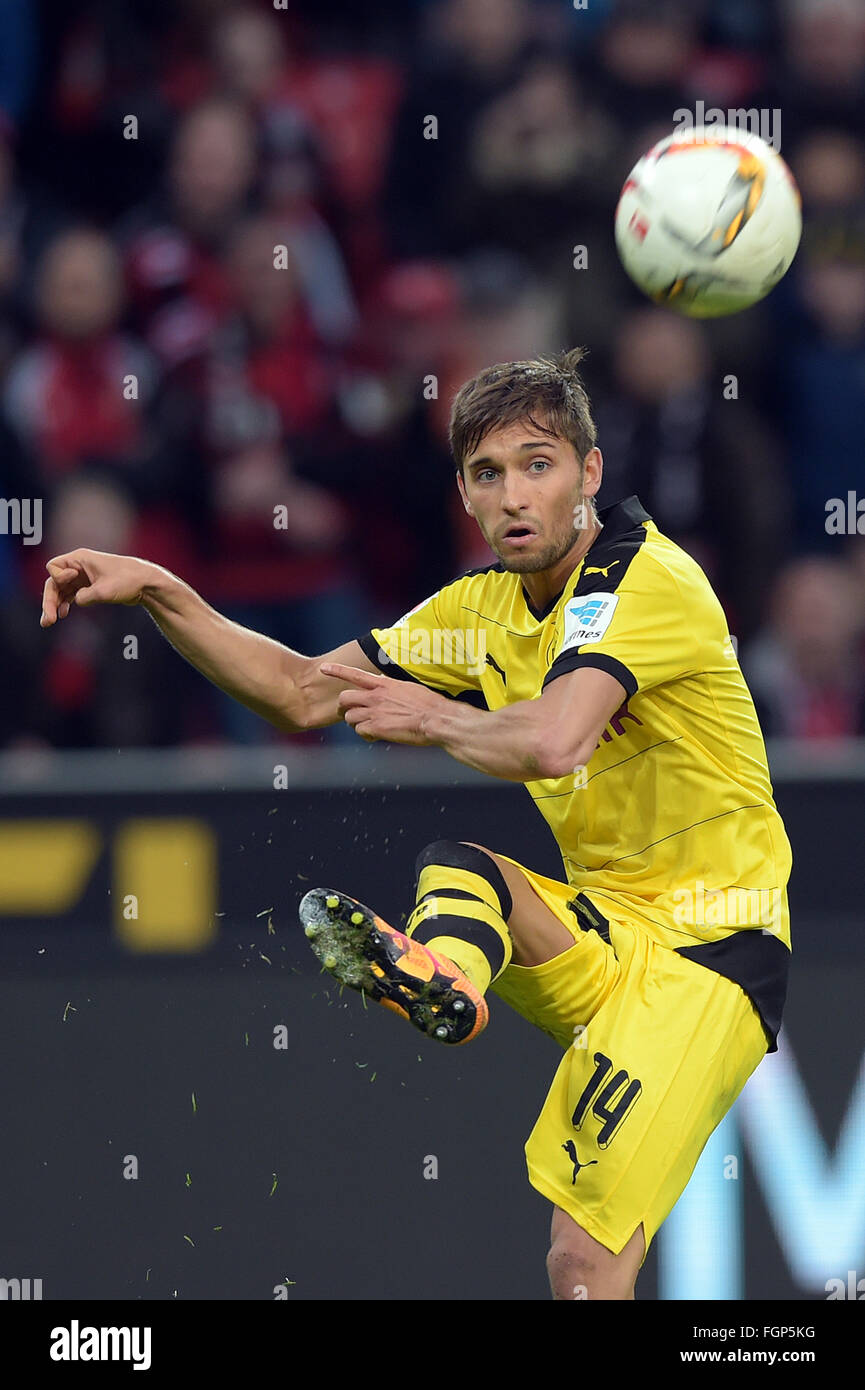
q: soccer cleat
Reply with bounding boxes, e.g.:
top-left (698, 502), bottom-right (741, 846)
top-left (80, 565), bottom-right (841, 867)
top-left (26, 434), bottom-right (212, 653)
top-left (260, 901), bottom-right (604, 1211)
top-left (298, 888), bottom-right (488, 1045)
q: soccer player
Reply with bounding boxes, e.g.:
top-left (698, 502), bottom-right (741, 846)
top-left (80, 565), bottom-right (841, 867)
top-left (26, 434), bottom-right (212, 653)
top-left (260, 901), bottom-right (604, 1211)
top-left (40, 349), bottom-right (792, 1301)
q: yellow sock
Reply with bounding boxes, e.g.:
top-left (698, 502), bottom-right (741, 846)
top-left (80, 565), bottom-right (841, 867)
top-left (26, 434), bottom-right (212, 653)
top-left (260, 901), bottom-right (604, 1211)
top-left (405, 845), bottom-right (513, 995)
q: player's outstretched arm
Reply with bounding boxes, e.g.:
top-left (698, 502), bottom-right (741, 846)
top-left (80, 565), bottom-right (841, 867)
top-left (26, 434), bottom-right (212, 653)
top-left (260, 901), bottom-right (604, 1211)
top-left (322, 661), bottom-right (627, 781)
top-left (39, 549), bottom-right (379, 733)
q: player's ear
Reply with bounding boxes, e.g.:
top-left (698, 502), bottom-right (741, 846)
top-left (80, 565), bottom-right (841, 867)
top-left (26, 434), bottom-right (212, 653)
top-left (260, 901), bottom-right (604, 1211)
top-left (455, 468), bottom-right (474, 516)
top-left (582, 446), bottom-right (603, 498)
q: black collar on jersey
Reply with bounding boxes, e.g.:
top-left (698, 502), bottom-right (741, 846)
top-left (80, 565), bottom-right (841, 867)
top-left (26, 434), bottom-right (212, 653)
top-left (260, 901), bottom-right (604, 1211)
top-left (521, 495), bottom-right (651, 621)
top-left (593, 494), bottom-right (651, 543)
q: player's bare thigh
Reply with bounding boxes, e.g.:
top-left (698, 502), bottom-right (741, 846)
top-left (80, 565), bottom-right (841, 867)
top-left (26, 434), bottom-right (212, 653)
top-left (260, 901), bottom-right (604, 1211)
top-left (460, 842), bottom-right (575, 966)
top-left (548, 1207), bottom-right (645, 1300)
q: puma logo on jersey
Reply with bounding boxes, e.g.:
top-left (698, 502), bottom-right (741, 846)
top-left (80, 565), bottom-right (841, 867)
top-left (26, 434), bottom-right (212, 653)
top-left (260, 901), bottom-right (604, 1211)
top-left (585, 562), bottom-right (619, 577)
top-left (486, 653), bottom-right (507, 685)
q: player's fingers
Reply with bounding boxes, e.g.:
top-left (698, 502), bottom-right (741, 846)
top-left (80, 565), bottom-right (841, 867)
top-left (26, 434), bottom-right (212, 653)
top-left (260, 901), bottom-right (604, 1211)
top-left (320, 662), bottom-right (382, 688)
top-left (43, 559), bottom-right (91, 622)
top-left (73, 583), bottom-right (108, 608)
top-left (41, 577), bottom-right (80, 624)
top-left (344, 710), bottom-right (380, 741)
top-left (40, 576), bottom-right (59, 626)
top-left (46, 559), bottom-right (83, 579)
top-left (336, 689), bottom-right (371, 710)
top-left (46, 548), bottom-right (95, 572)
top-left (46, 560), bottom-right (91, 594)
top-left (349, 718), bottom-right (378, 742)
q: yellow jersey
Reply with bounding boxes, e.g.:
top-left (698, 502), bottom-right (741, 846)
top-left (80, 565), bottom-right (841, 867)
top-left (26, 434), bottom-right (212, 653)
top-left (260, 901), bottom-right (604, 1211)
top-left (358, 496), bottom-right (792, 1049)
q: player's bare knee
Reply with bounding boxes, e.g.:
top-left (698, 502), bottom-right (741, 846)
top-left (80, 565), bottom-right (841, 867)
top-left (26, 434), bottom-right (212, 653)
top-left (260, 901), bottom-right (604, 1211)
top-left (546, 1228), bottom-right (637, 1301)
top-left (547, 1237), bottom-right (598, 1299)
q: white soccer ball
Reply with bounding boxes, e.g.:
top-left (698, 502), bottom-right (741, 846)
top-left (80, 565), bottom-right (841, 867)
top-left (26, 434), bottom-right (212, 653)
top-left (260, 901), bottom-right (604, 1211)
top-left (614, 125), bottom-right (802, 317)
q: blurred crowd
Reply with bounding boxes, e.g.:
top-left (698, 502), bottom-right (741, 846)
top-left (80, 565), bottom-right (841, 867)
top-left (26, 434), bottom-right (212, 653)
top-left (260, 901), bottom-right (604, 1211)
top-left (0, 0), bottom-right (864, 748)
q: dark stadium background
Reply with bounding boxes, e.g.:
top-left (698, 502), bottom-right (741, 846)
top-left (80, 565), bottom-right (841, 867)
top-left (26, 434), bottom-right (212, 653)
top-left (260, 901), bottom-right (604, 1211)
top-left (0, 0), bottom-right (863, 1302)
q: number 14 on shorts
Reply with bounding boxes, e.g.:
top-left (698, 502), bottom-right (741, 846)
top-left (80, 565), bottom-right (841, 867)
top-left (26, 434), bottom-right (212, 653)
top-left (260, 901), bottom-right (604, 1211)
top-left (571, 1051), bottom-right (643, 1149)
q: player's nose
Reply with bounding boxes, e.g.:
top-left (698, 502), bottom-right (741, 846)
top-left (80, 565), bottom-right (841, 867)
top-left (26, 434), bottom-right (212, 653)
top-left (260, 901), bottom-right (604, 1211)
top-left (500, 480), bottom-right (532, 513)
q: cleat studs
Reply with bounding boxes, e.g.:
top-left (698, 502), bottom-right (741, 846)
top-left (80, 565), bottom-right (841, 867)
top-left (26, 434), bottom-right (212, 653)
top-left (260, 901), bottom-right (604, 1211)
top-left (304, 924), bottom-right (319, 939)
top-left (325, 895), bottom-right (340, 908)
top-left (434, 1024), bottom-right (450, 1039)
top-left (323, 954), bottom-right (337, 970)
top-left (452, 999), bottom-right (466, 1012)
top-left (350, 911), bottom-right (364, 925)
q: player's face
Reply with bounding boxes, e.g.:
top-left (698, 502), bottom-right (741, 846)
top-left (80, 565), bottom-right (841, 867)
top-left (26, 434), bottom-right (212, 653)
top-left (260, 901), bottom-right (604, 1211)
top-left (458, 422), bottom-right (601, 574)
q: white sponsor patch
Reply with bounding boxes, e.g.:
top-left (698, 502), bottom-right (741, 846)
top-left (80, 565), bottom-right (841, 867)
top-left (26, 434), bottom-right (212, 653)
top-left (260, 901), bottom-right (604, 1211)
top-left (560, 592), bottom-right (619, 651)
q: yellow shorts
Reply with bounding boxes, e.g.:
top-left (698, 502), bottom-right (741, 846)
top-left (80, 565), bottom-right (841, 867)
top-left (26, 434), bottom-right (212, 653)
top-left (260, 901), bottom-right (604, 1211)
top-left (490, 856), bottom-right (768, 1263)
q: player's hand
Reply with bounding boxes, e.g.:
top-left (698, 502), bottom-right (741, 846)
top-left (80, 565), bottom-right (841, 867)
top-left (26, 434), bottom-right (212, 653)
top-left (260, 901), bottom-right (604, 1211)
top-left (319, 662), bottom-right (448, 746)
top-left (40, 549), bottom-right (155, 628)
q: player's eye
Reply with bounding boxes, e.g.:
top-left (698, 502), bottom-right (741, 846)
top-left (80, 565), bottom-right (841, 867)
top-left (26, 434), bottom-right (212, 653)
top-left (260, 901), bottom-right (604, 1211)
top-left (477, 469), bottom-right (498, 483)
top-left (529, 458), bottom-right (551, 471)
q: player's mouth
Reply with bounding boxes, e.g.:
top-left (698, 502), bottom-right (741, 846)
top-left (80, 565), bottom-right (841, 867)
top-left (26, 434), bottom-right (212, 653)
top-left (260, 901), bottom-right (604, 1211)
top-left (500, 524), bottom-right (538, 549)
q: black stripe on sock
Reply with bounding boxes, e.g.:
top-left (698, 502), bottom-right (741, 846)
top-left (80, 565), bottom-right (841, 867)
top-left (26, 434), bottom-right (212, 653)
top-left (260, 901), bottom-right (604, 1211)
top-left (414, 840), bottom-right (513, 922)
top-left (417, 888), bottom-right (479, 906)
top-left (410, 912), bottom-right (507, 978)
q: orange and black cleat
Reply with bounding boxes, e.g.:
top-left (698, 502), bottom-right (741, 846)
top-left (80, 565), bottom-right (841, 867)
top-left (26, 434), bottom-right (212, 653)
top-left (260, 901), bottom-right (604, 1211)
top-left (299, 888), bottom-right (488, 1045)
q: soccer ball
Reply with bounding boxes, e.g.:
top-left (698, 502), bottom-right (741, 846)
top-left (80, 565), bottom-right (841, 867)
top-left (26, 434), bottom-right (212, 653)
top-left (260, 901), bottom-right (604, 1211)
top-left (614, 125), bottom-right (802, 317)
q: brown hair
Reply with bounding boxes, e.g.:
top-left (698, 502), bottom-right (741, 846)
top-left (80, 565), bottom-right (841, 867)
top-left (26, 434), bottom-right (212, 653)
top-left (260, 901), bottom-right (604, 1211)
top-left (448, 347), bottom-right (597, 474)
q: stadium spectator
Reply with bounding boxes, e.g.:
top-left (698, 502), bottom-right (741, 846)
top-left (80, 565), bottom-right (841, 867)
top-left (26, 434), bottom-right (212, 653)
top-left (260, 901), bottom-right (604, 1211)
top-left (333, 258), bottom-right (465, 601)
top-left (453, 57), bottom-right (617, 271)
top-left (205, 5), bottom-right (404, 291)
top-left (121, 97), bottom-right (258, 367)
top-left (385, 0), bottom-right (547, 257)
top-left (210, 7), bottom-right (359, 344)
top-left (3, 473), bottom-right (202, 748)
top-left (793, 128), bottom-right (865, 209)
top-left (594, 307), bottom-right (791, 642)
top-left (3, 228), bottom-right (161, 504)
top-left (742, 555), bottom-right (865, 738)
top-left (770, 0), bottom-right (865, 146)
top-left (586, 0), bottom-right (701, 130)
top-left (773, 146), bottom-right (865, 551)
top-left (158, 214), bottom-right (369, 742)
